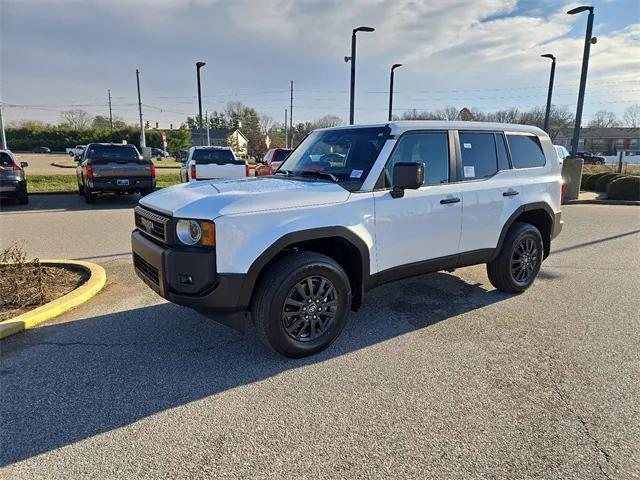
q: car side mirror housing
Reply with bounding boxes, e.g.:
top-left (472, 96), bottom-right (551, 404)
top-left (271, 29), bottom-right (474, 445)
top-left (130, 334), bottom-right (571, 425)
top-left (20, 161), bottom-right (28, 168)
top-left (391, 162), bottom-right (424, 198)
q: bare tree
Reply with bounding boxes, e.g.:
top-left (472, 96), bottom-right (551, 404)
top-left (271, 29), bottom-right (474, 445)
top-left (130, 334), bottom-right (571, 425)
top-left (623, 104), bottom-right (640, 128)
top-left (588, 110), bottom-right (620, 128)
top-left (314, 115), bottom-right (343, 128)
top-left (259, 114), bottom-right (274, 135)
top-left (436, 106), bottom-right (459, 121)
top-left (60, 110), bottom-right (93, 129)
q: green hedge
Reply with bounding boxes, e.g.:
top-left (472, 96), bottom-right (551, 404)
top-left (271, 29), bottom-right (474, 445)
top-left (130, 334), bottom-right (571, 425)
top-left (581, 173), bottom-right (593, 189)
top-left (6, 126), bottom-right (190, 153)
top-left (583, 172), bottom-right (610, 190)
top-left (606, 176), bottom-right (640, 201)
top-left (594, 173), bottom-right (624, 193)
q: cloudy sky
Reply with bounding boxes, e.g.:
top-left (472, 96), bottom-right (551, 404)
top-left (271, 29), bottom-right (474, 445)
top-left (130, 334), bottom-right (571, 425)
top-left (1, 0), bottom-right (638, 127)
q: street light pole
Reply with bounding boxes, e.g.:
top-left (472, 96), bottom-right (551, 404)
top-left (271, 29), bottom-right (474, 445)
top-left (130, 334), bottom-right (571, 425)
top-left (196, 61), bottom-right (206, 146)
top-left (348, 26), bottom-right (375, 125)
top-left (388, 63), bottom-right (402, 121)
top-left (567, 6), bottom-right (596, 156)
top-left (541, 54), bottom-right (556, 133)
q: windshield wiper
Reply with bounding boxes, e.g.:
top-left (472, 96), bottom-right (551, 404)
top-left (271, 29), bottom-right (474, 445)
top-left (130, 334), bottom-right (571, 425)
top-left (295, 170), bottom-right (339, 183)
top-left (274, 169), bottom-right (294, 176)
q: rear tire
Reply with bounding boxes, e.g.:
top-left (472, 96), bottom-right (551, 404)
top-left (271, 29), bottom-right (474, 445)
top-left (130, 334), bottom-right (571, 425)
top-left (487, 222), bottom-right (543, 293)
top-left (84, 187), bottom-right (96, 204)
top-left (251, 252), bottom-right (351, 358)
top-left (78, 183), bottom-right (85, 195)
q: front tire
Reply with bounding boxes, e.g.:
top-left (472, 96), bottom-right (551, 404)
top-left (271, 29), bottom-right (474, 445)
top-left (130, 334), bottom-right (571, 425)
top-left (487, 222), bottom-right (543, 293)
top-left (251, 252), bottom-right (351, 358)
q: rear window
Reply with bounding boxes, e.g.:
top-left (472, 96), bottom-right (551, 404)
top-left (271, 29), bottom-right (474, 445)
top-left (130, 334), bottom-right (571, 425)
top-left (0, 152), bottom-right (15, 166)
top-left (507, 134), bottom-right (546, 168)
top-left (192, 149), bottom-right (241, 165)
top-left (86, 145), bottom-right (140, 163)
top-left (272, 150), bottom-right (290, 163)
top-left (459, 132), bottom-right (498, 179)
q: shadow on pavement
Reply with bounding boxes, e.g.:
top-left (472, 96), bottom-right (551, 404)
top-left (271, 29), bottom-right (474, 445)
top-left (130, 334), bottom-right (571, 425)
top-left (0, 193), bottom-right (141, 213)
top-left (0, 272), bottom-right (510, 466)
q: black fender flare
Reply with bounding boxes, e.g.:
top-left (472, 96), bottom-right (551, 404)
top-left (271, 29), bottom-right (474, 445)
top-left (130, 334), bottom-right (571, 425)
top-left (491, 202), bottom-right (555, 261)
top-left (236, 227), bottom-right (371, 308)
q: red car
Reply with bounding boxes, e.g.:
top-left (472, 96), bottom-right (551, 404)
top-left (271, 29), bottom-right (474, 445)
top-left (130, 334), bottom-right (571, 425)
top-left (255, 148), bottom-right (292, 176)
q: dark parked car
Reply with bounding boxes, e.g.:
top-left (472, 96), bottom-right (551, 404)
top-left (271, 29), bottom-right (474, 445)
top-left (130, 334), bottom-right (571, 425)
top-left (0, 150), bottom-right (29, 204)
top-left (31, 146), bottom-right (51, 154)
top-left (151, 148), bottom-right (169, 158)
top-left (76, 143), bottom-right (156, 204)
top-left (577, 151), bottom-right (605, 165)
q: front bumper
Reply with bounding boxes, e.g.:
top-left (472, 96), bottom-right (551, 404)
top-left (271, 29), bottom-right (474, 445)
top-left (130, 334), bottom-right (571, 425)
top-left (131, 230), bottom-right (248, 315)
top-left (89, 178), bottom-right (155, 192)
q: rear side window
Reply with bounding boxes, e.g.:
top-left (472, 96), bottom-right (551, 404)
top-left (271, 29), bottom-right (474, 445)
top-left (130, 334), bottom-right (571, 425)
top-left (272, 150), bottom-right (290, 163)
top-left (86, 145), bottom-right (140, 163)
top-left (0, 152), bottom-right (15, 166)
top-left (507, 134), bottom-right (546, 168)
top-left (459, 132), bottom-right (498, 179)
top-left (193, 149), bottom-right (241, 165)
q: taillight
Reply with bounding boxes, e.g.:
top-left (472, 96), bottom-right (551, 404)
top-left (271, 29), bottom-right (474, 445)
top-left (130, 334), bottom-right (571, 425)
top-left (12, 163), bottom-right (22, 172)
top-left (190, 164), bottom-right (196, 180)
top-left (150, 162), bottom-right (156, 178)
top-left (245, 164), bottom-right (250, 177)
top-left (86, 164), bottom-right (93, 179)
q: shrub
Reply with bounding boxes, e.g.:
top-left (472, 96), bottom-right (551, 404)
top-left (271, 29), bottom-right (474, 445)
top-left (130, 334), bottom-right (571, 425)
top-left (584, 172), bottom-right (609, 190)
top-left (581, 173), bottom-right (593, 189)
top-left (594, 173), bottom-right (624, 193)
top-left (607, 176), bottom-right (640, 201)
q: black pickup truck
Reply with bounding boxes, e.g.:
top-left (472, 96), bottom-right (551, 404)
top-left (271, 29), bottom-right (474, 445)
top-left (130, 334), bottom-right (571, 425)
top-left (76, 143), bottom-right (156, 204)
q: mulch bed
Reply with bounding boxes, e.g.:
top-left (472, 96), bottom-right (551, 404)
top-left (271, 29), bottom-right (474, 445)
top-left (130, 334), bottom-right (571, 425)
top-left (0, 263), bottom-right (87, 321)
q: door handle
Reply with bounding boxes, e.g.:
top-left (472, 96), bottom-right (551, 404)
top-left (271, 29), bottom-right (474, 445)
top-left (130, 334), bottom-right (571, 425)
top-left (440, 197), bottom-right (461, 204)
top-left (503, 190), bottom-right (519, 197)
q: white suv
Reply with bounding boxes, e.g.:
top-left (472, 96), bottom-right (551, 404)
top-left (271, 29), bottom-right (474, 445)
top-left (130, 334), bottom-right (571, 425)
top-left (132, 121), bottom-right (563, 358)
top-left (179, 146), bottom-right (249, 182)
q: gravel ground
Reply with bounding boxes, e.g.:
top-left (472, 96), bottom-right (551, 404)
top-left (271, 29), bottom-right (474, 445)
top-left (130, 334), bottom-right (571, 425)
top-left (0, 198), bottom-right (639, 479)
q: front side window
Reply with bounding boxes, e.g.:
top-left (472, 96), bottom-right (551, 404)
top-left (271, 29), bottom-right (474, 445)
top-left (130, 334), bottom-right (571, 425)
top-left (278, 127), bottom-right (389, 190)
top-left (459, 132), bottom-right (498, 179)
top-left (507, 134), bottom-right (546, 168)
top-left (385, 132), bottom-right (449, 187)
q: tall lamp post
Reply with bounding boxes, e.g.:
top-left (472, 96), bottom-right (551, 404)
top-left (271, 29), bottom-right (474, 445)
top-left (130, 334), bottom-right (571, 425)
top-left (541, 54), bottom-right (556, 133)
top-left (567, 6), bottom-right (596, 156)
top-left (346, 26), bottom-right (375, 125)
top-left (388, 63), bottom-right (402, 121)
top-left (196, 61), bottom-right (206, 146)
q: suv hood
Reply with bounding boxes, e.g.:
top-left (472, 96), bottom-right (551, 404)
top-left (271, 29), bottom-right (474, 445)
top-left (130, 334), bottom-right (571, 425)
top-left (139, 177), bottom-right (350, 219)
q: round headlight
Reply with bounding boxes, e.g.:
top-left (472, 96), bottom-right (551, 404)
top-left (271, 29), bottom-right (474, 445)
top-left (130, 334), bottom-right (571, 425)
top-left (176, 219), bottom-right (202, 245)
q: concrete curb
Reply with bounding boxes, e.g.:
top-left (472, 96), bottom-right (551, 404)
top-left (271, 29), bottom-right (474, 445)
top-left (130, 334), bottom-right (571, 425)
top-left (50, 162), bottom-right (76, 169)
top-left (0, 260), bottom-right (107, 339)
top-left (564, 199), bottom-right (640, 206)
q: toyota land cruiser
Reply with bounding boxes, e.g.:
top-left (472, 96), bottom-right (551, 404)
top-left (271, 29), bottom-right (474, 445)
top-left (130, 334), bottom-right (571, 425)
top-left (131, 121), bottom-right (563, 358)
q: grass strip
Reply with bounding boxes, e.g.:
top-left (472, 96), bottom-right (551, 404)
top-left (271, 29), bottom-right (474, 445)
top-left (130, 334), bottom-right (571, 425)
top-left (27, 173), bottom-right (181, 193)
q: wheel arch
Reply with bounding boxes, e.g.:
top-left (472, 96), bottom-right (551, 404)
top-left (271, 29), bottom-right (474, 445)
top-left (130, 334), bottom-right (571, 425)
top-left (240, 227), bottom-right (371, 312)
top-left (493, 202), bottom-right (555, 261)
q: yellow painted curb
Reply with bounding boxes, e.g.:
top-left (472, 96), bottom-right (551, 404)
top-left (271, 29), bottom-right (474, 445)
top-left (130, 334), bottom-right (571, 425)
top-left (0, 260), bottom-right (107, 339)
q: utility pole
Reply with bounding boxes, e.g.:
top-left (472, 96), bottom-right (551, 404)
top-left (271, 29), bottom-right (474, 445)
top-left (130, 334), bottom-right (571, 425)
top-left (136, 69), bottom-right (146, 148)
top-left (0, 101), bottom-right (7, 150)
top-left (206, 110), bottom-right (210, 146)
top-left (284, 109), bottom-right (288, 148)
top-left (108, 89), bottom-right (114, 134)
top-left (289, 81), bottom-right (293, 147)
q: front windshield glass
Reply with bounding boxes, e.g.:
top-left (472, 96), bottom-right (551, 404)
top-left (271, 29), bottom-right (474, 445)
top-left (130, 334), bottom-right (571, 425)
top-left (278, 127), bottom-right (389, 188)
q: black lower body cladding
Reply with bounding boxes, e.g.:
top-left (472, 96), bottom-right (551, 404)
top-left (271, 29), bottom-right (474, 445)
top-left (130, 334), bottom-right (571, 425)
top-left (88, 177), bottom-right (155, 193)
top-left (131, 230), bottom-right (247, 317)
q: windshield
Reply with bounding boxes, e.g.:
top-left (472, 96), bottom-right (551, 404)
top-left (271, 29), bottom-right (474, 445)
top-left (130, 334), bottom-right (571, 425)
top-left (278, 127), bottom-right (389, 188)
top-left (192, 148), bottom-right (242, 165)
top-left (86, 145), bottom-right (140, 162)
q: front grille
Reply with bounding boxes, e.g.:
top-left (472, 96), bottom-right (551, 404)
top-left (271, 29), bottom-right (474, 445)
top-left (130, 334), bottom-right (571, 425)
top-left (135, 206), bottom-right (169, 243)
top-left (133, 253), bottom-right (159, 286)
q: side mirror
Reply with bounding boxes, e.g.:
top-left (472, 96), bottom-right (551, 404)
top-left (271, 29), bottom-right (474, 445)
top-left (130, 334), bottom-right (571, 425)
top-left (20, 161), bottom-right (28, 168)
top-left (391, 162), bottom-right (424, 198)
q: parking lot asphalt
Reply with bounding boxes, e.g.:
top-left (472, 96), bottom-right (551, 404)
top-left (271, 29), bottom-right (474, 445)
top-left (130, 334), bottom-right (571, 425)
top-left (1, 195), bottom-right (639, 479)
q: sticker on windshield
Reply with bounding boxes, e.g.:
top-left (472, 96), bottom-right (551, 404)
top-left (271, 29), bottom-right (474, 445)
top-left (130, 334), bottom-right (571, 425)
top-left (464, 166), bottom-right (475, 178)
top-left (350, 170), bottom-right (363, 179)
top-left (463, 143), bottom-right (472, 149)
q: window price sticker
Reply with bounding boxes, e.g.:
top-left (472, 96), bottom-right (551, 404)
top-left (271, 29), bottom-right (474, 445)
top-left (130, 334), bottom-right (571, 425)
top-left (464, 166), bottom-right (475, 177)
top-left (350, 170), bottom-right (363, 179)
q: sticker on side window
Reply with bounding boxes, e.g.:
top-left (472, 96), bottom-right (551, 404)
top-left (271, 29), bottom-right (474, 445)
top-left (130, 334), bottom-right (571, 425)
top-left (463, 143), bottom-right (472, 149)
top-left (350, 170), bottom-right (363, 179)
top-left (464, 166), bottom-right (475, 178)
